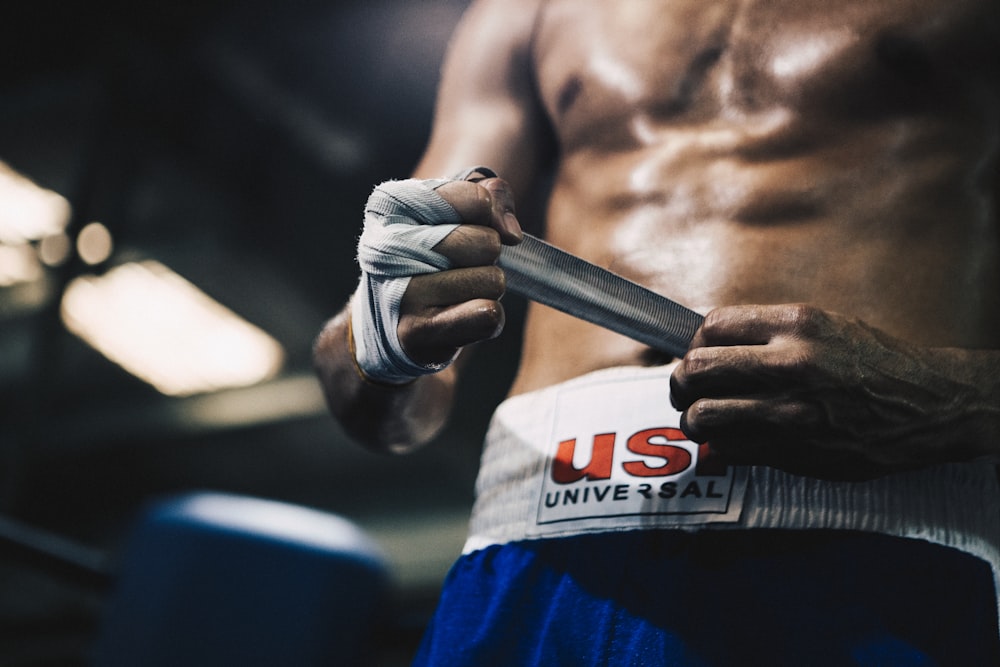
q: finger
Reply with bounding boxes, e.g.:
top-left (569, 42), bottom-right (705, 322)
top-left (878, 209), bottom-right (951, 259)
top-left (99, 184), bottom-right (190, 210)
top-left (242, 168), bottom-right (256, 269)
top-left (480, 178), bottom-right (523, 243)
top-left (679, 396), bottom-right (820, 444)
top-left (435, 179), bottom-right (523, 244)
top-left (689, 307), bottom-right (769, 348)
top-left (693, 304), bottom-right (830, 348)
top-left (401, 266), bottom-right (506, 311)
top-left (399, 299), bottom-right (506, 365)
top-left (679, 397), bottom-right (830, 475)
top-left (670, 343), bottom-right (797, 410)
top-left (432, 225), bottom-right (502, 268)
top-left (683, 396), bottom-right (893, 481)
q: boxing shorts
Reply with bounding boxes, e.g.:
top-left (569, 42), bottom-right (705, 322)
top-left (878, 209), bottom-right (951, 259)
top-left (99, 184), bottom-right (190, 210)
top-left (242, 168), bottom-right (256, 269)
top-left (414, 364), bottom-right (1000, 665)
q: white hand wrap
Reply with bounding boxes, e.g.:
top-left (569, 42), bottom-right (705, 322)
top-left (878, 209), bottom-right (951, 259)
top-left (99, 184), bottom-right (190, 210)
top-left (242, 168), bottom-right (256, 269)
top-left (351, 168), bottom-right (494, 384)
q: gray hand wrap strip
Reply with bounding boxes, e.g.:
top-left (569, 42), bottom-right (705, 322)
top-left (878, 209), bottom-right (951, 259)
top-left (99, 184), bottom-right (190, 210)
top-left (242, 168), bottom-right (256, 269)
top-left (351, 168), bottom-right (494, 384)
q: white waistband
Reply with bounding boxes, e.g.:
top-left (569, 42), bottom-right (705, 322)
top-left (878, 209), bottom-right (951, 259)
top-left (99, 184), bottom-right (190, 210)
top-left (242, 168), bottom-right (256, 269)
top-left (464, 365), bottom-right (1000, 610)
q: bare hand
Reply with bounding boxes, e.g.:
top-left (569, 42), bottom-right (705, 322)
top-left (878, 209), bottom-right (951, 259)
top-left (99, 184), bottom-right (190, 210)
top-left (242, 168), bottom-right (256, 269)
top-left (399, 176), bottom-right (522, 366)
top-left (670, 304), bottom-right (982, 480)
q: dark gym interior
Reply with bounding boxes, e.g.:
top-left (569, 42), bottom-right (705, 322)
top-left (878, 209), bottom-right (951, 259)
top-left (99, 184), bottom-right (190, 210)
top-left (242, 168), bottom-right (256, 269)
top-left (0, 1), bottom-right (523, 663)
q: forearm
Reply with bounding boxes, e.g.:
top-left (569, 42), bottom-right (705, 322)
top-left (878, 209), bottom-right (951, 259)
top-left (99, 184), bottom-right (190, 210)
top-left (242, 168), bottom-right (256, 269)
top-left (921, 345), bottom-right (1000, 463)
top-left (312, 304), bottom-right (456, 455)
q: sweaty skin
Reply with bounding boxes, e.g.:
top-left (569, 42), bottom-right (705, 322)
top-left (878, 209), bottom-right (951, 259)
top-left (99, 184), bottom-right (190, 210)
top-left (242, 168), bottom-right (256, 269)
top-left (314, 0), bottom-right (1000, 478)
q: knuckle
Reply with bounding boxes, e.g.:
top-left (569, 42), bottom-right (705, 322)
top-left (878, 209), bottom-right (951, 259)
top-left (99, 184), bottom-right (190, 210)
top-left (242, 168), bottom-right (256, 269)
top-left (784, 303), bottom-right (826, 336)
top-left (701, 308), bottom-right (726, 335)
top-left (682, 347), bottom-right (714, 375)
top-left (436, 181), bottom-right (494, 223)
top-left (773, 344), bottom-right (811, 371)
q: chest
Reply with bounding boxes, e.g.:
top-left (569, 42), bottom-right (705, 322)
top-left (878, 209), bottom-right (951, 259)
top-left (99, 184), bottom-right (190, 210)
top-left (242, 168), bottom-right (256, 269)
top-left (533, 0), bottom-right (999, 144)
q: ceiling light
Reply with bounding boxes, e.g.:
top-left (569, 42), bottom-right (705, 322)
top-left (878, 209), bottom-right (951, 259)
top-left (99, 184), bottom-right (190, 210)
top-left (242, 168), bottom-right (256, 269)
top-left (38, 232), bottom-right (72, 267)
top-left (77, 221), bottom-right (113, 265)
top-left (60, 260), bottom-right (285, 396)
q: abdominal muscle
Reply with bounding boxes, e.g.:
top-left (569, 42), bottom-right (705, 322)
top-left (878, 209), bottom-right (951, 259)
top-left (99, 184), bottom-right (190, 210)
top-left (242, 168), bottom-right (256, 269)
top-left (506, 113), bottom-right (1000, 396)
top-left (501, 0), bottom-right (1000, 396)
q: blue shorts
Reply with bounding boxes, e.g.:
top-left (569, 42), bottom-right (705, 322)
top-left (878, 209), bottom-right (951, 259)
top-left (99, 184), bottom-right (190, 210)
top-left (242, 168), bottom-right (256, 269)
top-left (414, 530), bottom-right (999, 666)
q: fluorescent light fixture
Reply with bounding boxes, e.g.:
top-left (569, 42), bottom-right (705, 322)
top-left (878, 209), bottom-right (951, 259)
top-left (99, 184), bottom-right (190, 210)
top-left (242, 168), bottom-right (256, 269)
top-left (0, 160), bottom-right (71, 245)
top-left (61, 260), bottom-right (285, 396)
top-left (76, 221), bottom-right (114, 265)
top-left (38, 232), bottom-right (72, 267)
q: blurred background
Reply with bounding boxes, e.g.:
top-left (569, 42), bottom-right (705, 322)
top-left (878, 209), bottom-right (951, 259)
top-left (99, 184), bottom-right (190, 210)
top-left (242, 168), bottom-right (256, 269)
top-left (0, 0), bottom-right (527, 663)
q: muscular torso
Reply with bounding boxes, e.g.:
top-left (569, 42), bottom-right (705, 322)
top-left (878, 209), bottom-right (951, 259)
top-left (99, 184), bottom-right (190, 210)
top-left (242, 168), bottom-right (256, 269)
top-left (508, 0), bottom-right (1000, 395)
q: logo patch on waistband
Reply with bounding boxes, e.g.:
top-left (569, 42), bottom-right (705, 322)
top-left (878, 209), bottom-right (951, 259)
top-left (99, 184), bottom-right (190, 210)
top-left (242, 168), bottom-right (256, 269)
top-left (533, 370), bottom-right (746, 532)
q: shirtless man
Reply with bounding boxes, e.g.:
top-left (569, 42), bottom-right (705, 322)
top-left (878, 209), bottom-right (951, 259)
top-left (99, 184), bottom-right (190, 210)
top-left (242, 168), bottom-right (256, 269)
top-left (314, 0), bottom-right (1000, 662)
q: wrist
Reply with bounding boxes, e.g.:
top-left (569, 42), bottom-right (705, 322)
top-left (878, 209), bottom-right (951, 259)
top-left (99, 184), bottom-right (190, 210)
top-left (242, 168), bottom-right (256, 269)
top-left (314, 308), bottom-right (452, 453)
top-left (925, 347), bottom-right (1000, 463)
top-left (346, 307), bottom-right (415, 389)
